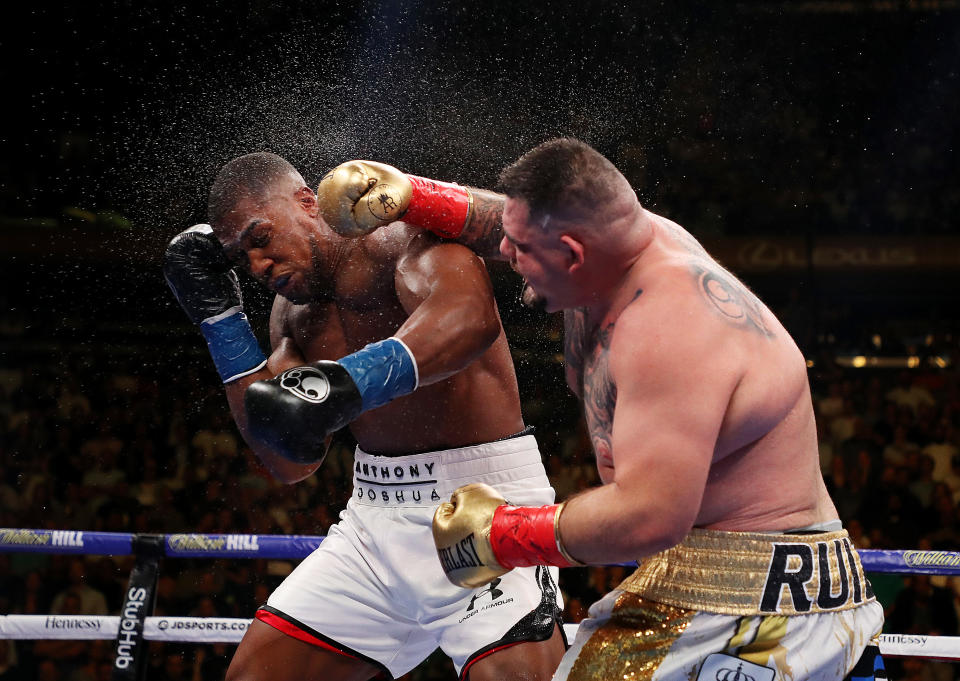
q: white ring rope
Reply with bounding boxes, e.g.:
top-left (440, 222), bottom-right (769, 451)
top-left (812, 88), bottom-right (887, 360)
top-left (0, 615), bottom-right (956, 661)
top-left (0, 615), bottom-right (249, 644)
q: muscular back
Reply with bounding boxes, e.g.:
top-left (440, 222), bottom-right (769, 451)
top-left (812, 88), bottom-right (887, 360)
top-left (566, 211), bottom-right (837, 533)
top-left (267, 223), bottom-right (524, 454)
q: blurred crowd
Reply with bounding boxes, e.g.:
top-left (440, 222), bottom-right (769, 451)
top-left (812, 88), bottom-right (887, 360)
top-left (1, 324), bottom-right (959, 679)
top-left (2, 2), bottom-right (958, 679)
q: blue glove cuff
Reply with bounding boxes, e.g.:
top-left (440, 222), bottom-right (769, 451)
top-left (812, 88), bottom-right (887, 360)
top-left (200, 307), bottom-right (268, 384)
top-left (338, 337), bottom-right (419, 411)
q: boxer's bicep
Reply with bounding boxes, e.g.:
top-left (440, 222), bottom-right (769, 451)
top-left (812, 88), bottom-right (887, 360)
top-left (393, 240), bottom-right (502, 385)
top-left (266, 296), bottom-right (308, 371)
top-left (558, 302), bottom-right (741, 563)
top-left (608, 304), bottom-right (741, 539)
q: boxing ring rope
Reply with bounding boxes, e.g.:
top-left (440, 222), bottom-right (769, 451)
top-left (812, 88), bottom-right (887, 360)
top-left (2, 529), bottom-right (959, 678)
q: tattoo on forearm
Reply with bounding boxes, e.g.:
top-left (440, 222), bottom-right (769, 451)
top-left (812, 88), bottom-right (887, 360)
top-left (460, 189), bottom-right (505, 258)
top-left (691, 263), bottom-right (774, 337)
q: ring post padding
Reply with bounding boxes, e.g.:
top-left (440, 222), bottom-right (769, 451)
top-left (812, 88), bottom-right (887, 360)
top-left (111, 534), bottom-right (163, 681)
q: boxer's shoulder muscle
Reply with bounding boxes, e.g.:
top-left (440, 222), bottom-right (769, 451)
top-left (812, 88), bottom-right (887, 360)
top-left (651, 212), bottom-right (710, 259)
top-left (683, 257), bottom-right (776, 340)
top-left (621, 256), bottom-right (806, 456)
top-left (334, 223), bottom-right (418, 305)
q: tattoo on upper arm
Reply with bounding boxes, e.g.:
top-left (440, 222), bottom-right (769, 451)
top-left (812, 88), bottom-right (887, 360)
top-left (572, 289), bottom-right (642, 464)
top-left (690, 262), bottom-right (774, 337)
top-left (459, 191), bottom-right (505, 258)
top-left (583, 325), bottom-right (617, 463)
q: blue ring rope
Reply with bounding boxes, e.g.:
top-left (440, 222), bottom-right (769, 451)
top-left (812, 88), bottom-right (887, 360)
top-left (1, 528), bottom-right (957, 575)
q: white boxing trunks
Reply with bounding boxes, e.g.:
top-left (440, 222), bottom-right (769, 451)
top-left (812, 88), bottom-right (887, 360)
top-left (553, 528), bottom-right (885, 681)
top-left (257, 433), bottom-right (563, 679)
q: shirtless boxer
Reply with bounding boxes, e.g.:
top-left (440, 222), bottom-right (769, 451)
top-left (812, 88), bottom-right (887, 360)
top-left (320, 140), bottom-right (886, 681)
top-left (162, 152), bottom-right (565, 681)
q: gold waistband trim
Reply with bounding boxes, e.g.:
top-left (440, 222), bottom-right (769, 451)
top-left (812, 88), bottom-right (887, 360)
top-left (617, 528), bottom-right (875, 616)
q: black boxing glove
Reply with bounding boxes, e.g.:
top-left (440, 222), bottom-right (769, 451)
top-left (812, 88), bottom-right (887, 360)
top-left (244, 338), bottom-right (419, 464)
top-left (163, 225), bottom-right (267, 383)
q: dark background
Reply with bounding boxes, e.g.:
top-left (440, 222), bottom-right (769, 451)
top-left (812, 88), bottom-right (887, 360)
top-left (2, 2), bottom-right (960, 680)
top-left (3, 0), bottom-right (960, 357)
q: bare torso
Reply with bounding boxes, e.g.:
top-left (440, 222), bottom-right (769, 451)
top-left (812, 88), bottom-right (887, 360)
top-left (268, 223), bottom-right (524, 454)
top-left (564, 211), bottom-right (838, 532)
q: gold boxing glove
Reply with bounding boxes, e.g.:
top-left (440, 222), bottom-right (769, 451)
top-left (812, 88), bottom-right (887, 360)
top-left (432, 483), bottom-right (510, 588)
top-left (318, 160), bottom-right (473, 239)
top-left (317, 161), bottom-right (413, 238)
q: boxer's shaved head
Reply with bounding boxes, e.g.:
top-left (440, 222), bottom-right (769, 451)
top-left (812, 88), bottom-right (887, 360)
top-left (497, 138), bottom-right (631, 230)
top-left (208, 152), bottom-right (302, 226)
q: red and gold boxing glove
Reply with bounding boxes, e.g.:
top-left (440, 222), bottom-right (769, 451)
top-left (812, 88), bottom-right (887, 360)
top-left (317, 160), bottom-right (473, 238)
top-left (432, 483), bottom-right (583, 589)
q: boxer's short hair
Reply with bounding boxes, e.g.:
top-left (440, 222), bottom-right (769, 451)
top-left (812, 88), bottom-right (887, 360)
top-left (208, 152), bottom-right (298, 225)
top-left (497, 138), bottom-right (622, 228)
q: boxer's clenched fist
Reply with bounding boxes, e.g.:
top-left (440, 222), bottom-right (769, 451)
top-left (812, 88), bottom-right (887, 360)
top-left (317, 161), bottom-right (413, 237)
top-left (163, 225), bottom-right (267, 384)
top-left (244, 337), bottom-right (418, 464)
top-left (432, 483), bottom-right (511, 588)
top-left (244, 361), bottom-right (362, 464)
top-left (434, 483), bottom-right (584, 588)
top-left (318, 160), bottom-right (473, 239)
top-left (163, 224), bottom-right (241, 325)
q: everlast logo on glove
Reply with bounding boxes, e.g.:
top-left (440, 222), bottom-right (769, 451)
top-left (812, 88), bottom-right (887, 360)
top-left (438, 533), bottom-right (484, 575)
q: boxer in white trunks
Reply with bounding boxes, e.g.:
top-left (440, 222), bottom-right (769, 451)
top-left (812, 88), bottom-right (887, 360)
top-left (163, 152), bottom-right (566, 680)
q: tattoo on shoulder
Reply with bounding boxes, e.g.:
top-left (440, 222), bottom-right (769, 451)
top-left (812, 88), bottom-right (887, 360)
top-left (460, 190), bottom-right (504, 258)
top-left (690, 262), bottom-right (774, 338)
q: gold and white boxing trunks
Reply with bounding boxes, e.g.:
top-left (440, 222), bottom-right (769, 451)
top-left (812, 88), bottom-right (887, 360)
top-left (553, 528), bottom-right (884, 681)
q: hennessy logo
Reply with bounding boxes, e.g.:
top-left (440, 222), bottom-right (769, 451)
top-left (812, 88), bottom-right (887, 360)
top-left (716, 662), bottom-right (755, 681)
top-left (467, 578), bottom-right (504, 611)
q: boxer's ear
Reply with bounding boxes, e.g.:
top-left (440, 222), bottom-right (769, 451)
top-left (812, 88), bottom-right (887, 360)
top-left (560, 234), bottom-right (585, 274)
top-left (296, 185), bottom-right (319, 217)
